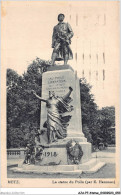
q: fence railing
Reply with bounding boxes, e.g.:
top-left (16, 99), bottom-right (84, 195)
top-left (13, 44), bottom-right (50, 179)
top-left (7, 148), bottom-right (26, 159)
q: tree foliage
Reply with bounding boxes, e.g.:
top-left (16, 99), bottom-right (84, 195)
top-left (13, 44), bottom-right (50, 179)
top-left (7, 58), bottom-right (50, 148)
top-left (80, 78), bottom-right (98, 144)
top-left (79, 78), bottom-right (115, 148)
top-left (7, 58), bottom-right (115, 148)
top-left (96, 107), bottom-right (115, 145)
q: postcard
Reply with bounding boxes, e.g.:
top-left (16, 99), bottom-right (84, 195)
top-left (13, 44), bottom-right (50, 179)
top-left (1, 1), bottom-right (120, 188)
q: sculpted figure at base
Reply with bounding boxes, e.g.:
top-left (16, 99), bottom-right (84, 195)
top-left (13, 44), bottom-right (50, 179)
top-left (32, 87), bottom-right (73, 144)
top-left (51, 14), bottom-right (74, 65)
top-left (24, 144), bottom-right (32, 165)
top-left (34, 130), bottom-right (44, 161)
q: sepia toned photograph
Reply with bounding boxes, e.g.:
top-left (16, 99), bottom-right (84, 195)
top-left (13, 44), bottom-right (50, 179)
top-left (1, 1), bottom-right (120, 188)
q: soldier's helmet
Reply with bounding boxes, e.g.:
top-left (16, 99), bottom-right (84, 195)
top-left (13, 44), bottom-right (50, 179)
top-left (58, 13), bottom-right (65, 21)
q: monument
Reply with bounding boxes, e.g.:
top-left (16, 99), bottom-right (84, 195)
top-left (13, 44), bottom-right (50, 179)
top-left (11, 14), bottom-right (105, 175)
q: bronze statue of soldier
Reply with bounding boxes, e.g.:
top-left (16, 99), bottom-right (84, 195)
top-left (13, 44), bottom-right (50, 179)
top-left (51, 14), bottom-right (74, 65)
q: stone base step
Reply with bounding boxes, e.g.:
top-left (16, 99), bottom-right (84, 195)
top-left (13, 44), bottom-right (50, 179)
top-left (10, 167), bottom-right (82, 176)
top-left (79, 158), bottom-right (97, 170)
top-left (21, 164), bottom-right (79, 171)
top-left (10, 159), bottom-right (106, 175)
top-left (83, 162), bottom-right (106, 174)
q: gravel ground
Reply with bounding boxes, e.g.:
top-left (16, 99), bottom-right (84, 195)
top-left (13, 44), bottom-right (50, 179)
top-left (81, 163), bottom-right (115, 178)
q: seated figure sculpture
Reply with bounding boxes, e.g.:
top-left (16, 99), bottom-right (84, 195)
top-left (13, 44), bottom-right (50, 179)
top-left (32, 87), bottom-right (73, 144)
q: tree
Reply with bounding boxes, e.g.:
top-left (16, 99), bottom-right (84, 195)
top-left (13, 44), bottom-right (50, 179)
top-left (97, 106), bottom-right (115, 145)
top-left (7, 58), bottom-right (51, 148)
top-left (80, 78), bottom-right (98, 144)
top-left (7, 69), bottom-right (26, 148)
top-left (79, 79), bottom-right (115, 148)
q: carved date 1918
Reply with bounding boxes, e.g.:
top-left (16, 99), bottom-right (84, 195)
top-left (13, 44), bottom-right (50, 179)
top-left (44, 152), bottom-right (57, 157)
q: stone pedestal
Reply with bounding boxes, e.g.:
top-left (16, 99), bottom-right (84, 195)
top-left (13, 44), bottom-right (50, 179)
top-left (40, 65), bottom-right (91, 165)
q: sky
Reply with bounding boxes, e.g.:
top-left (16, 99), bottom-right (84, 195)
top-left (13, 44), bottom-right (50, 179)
top-left (1, 1), bottom-right (120, 108)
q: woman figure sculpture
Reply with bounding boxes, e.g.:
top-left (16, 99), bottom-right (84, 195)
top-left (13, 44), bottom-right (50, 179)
top-left (32, 87), bottom-right (73, 144)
